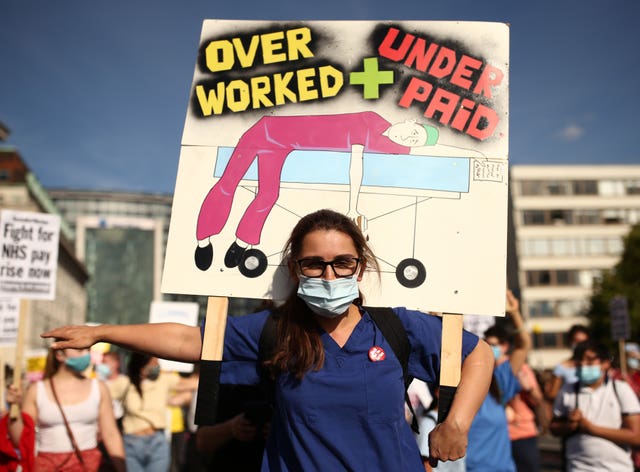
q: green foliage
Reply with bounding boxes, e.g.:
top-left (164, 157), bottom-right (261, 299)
top-left (586, 223), bottom-right (640, 347)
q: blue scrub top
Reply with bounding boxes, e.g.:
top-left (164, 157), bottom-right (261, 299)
top-left (466, 361), bottom-right (521, 472)
top-left (219, 306), bottom-right (479, 472)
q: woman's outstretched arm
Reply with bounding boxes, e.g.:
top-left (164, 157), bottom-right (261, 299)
top-left (42, 323), bottom-right (202, 362)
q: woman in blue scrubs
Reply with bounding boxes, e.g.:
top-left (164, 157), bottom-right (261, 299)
top-left (43, 209), bottom-right (493, 471)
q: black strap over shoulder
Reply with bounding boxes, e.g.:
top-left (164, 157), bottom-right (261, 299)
top-left (363, 306), bottom-right (411, 385)
top-left (363, 306), bottom-right (419, 433)
top-left (258, 310), bottom-right (278, 362)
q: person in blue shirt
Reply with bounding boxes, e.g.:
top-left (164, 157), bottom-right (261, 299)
top-left (42, 209), bottom-right (493, 472)
top-left (466, 290), bottom-right (530, 472)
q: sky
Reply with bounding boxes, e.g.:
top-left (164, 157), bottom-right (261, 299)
top-left (2, 0), bottom-right (639, 194)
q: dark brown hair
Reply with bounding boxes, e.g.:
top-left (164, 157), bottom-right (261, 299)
top-left (265, 209), bottom-right (379, 380)
top-left (127, 352), bottom-right (152, 398)
top-left (43, 347), bottom-right (63, 380)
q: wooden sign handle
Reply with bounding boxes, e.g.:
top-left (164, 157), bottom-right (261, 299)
top-left (194, 296), bottom-right (229, 425)
top-left (10, 300), bottom-right (28, 419)
top-left (620, 340), bottom-right (628, 377)
top-left (437, 313), bottom-right (463, 423)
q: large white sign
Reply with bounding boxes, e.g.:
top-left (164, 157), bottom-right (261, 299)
top-left (162, 20), bottom-right (509, 316)
top-left (0, 210), bottom-right (60, 300)
top-left (149, 301), bottom-right (200, 372)
top-left (0, 297), bottom-right (19, 346)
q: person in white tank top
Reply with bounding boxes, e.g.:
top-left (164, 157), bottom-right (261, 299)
top-left (18, 346), bottom-right (126, 472)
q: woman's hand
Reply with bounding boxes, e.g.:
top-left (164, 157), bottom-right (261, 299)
top-left (230, 414), bottom-right (258, 442)
top-left (41, 325), bottom-right (101, 349)
top-left (505, 289), bottom-right (520, 314)
top-left (428, 420), bottom-right (468, 465)
top-left (6, 384), bottom-right (22, 406)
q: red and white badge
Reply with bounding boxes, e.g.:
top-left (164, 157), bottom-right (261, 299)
top-left (368, 346), bottom-right (386, 362)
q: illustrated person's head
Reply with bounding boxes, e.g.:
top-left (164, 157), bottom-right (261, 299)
top-left (383, 120), bottom-right (439, 147)
top-left (266, 209), bottom-right (380, 380)
top-left (45, 344), bottom-right (91, 379)
top-left (573, 340), bottom-right (611, 386)
top-left (483, 325), bottom-right (509, 362)
top-left (127, 352), bottom-right (160, 397)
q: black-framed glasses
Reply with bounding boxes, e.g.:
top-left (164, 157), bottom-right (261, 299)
top-left (297, 257), bottom-right (360, 278)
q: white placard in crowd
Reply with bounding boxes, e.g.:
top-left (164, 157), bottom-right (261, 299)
top-left (149, 301), bottom-right (200, 372)
top-left (0, 297), bottom-right (19, 346)
top-left (0, 210), bottom-right (61, 300)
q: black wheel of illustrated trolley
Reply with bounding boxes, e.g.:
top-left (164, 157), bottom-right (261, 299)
top-left (395, 258), bottom-right (426, 288)
top-left (239, 248), bottom-right (268, 278)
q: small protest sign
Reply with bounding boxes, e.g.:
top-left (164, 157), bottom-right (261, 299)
top-left (0, 210), bottom-right (61, 300)
top-left (610, 296), bottom-right (630, 341)
top-left (0, 297), bottom-right (19, 346)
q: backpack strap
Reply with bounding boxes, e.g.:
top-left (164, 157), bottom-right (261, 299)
top-left (258, 311), bottom-right (278, 363)
top-left (363, 306), bottom-right (411, 384)
top-left (363, 306), bottom-right (419, 434)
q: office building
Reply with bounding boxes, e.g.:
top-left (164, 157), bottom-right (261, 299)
top-left (510, 165), bottom-right (640, 369)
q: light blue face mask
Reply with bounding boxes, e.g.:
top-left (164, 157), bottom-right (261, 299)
top-left (95, 363), bottom-right (112, 380)
top-left (628, 358), bottom-right (639, 370)
top-left (577, 365), bottom-right (603, 385)
top-left (65, 353), bottom-right (91, 373)
top-left (491, 345), bottom-right (502, 360)
top-left (297, 275), bottom-right (359, 318)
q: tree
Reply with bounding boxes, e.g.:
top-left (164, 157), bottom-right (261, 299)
top-left (586, 223), bottom-right (640, 347)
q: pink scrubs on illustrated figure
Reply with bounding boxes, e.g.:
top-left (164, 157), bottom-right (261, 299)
top-left (195, 111), bottom-right (414, 271)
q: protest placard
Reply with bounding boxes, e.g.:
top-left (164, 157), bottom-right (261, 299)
top-left (162, 20), bottom-right (510, 316)
top-left (0, 210), bottom-right (61, 300)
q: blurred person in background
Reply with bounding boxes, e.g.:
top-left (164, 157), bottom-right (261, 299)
top-left (96, 350), bottom-right (128, 431)
top-left (466, 290), bottom-right (530, 472)
top-left (503, 336), bottom-right (545, 471)
top-left (0, 383), bottom-right (35, 472)
top-left (550, 340), bottom-right (640, 471)
top-left (544, 325), bottom-right (590, 403)
top-left (20, 346), bottom-right (125, 471)
top-left (610, 342), bottom-right (640, 471)
top-left (119, 352), bottom-right (195, 472)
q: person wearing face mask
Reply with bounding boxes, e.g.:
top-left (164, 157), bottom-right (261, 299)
top-left (465, 290), bottom-right (531, 472)
top-left (610, 343), bottom-right (640, 399)
top-left (18, 346), bottom-right (126, 471)
top-left (116, 352), bottom-right (195, 472)
top-left (96, 350), bottom-right (128, 431)
top-left (550, 340), bottom-right (640, 471)
top-left (611, 343), bottom-right (640, 471)
top-left (41, 209), bottom-right (494, 472)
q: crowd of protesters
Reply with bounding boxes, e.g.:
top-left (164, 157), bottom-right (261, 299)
top-left (1, 321), bottom-right (639, 472)
top-left (2, 321), bottom-right (640, 471)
